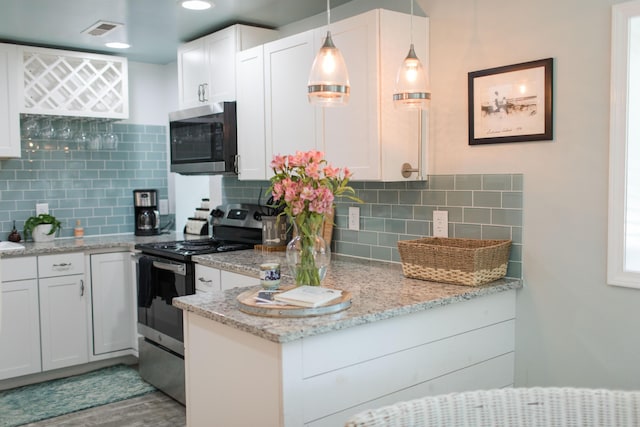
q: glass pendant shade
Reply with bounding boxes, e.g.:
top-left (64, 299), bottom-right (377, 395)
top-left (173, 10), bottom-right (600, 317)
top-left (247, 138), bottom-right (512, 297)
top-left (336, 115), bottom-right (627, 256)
top-left (393, 44), bottom-right (430, 109)
top-left (307, 31), bottom-right (350, 106)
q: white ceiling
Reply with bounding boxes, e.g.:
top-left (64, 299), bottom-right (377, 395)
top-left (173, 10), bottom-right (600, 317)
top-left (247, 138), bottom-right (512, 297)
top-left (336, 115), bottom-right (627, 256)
top-left (0, 0), bottom-right (354, 64)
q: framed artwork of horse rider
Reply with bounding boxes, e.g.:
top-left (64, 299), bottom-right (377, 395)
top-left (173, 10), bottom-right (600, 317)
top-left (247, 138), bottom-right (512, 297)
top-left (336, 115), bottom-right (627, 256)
top-left (468, 58), bottom-right (553, 145)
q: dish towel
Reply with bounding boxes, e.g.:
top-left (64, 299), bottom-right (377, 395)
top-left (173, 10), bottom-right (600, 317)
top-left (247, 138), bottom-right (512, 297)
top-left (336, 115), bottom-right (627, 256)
top-left (137, 256), bottom-right (155, 308)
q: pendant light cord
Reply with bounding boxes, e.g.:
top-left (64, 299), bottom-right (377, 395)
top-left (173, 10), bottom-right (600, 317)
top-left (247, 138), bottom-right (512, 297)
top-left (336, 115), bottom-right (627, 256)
top-left (327, 0), bottom-right (331, 27)
top-left (410, 0), bottom-right (414, 45)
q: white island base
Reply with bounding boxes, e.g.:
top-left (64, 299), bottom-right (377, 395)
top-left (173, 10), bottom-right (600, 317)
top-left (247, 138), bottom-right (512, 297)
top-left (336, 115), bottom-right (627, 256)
top-left (183, 289), bottom-right (516, 427)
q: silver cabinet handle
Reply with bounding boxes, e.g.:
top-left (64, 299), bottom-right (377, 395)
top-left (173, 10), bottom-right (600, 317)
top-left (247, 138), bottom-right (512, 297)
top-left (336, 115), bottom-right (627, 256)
top-left (198, 277), bottom-right (212, 283)
top-left (198, 84), bottom-right (203, 102)
top-left (80, 279), bottom-right (85, 296)
top-left (53, 262), bottom-right (72, 270)
top-left (201, 83), bottom-right (208, 102)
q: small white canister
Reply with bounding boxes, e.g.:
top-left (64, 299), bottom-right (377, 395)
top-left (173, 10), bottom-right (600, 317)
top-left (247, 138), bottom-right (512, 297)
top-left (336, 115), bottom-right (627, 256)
top-left (260, 262), bottom-right (281, 290)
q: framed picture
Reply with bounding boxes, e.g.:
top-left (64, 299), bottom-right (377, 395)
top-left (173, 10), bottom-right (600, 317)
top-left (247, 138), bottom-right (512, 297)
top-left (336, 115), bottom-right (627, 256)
top-left (468, 58), bottom-right (553, 145)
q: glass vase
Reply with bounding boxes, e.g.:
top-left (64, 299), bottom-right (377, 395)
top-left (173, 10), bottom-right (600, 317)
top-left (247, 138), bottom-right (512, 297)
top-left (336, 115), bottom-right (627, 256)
top-left (286, 214), bottom-right (330, 286)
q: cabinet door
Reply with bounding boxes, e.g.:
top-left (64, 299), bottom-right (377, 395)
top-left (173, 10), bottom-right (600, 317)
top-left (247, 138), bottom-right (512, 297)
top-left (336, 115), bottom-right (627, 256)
top-left (0, 279), bottom-right (41, 380)
top-left (318, 11), bottom-right (381, 180)
top-left (220, 270), bottom-right (259, 291)
top-left (195, 264), bottom-right (221, 292)
top-left (377, 10), bottom-right (428, 181)
top-left (90, 252), bottom-right (135, 356)
top-left (39, 274), bottom-right (89, 371)
top-left (237, 46), bottom-right (267, 180)
top-left (0, 43), bottom-right (20, 158)
top-left (264, 30), bottom-right (318, 167)
top-left (177, 38), bottom-right (209, 109)
top-left (206, 26), bottom-right (237, 103)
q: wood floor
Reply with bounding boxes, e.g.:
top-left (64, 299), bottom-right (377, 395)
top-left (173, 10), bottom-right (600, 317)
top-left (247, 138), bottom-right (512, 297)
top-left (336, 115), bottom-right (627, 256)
top-left (22, 391), bottom-right (186, 427)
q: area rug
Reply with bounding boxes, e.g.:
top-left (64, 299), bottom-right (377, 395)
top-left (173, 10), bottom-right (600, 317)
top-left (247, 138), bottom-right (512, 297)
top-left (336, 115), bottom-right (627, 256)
top-left (0, 364), bottom-right (156, 427)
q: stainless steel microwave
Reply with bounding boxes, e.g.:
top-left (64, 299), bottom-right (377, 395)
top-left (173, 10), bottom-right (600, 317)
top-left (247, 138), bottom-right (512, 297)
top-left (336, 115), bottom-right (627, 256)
top-left (169, 102), bottom-right (237, 175)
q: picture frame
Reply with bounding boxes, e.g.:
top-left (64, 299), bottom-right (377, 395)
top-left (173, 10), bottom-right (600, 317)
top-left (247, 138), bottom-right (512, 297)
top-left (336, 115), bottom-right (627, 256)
top-left (468, 58), bottom-right (553, 145)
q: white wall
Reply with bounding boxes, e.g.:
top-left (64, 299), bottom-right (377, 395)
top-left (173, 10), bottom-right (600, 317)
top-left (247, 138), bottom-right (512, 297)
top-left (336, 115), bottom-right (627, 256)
top-left (419, 0), bottom-right (640, 389)
top-left (124, 61), bottom-right (176, 126)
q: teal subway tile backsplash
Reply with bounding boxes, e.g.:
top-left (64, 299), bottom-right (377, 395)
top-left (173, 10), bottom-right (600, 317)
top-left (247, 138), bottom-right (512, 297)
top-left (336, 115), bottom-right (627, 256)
top-left (0, 119), bottom-right (169, 238)
top-left (220, 173), bottom-right (524, 279)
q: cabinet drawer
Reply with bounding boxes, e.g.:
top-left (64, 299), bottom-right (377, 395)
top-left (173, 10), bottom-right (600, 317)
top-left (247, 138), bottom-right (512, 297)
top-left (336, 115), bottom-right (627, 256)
top-left (38, 252), bottom-right (85, 277)
top-left (1, 256), bottom-right (37, 281)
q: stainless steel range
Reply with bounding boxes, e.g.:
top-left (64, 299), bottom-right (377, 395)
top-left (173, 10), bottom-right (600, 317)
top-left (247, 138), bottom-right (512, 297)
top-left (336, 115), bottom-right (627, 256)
top-left (134, 203), bottom-right (266, 404)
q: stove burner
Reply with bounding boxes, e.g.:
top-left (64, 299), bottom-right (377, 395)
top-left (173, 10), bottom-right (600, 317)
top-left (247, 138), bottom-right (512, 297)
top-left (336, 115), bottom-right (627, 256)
top-left (136, 238), bottom-right (254, 260)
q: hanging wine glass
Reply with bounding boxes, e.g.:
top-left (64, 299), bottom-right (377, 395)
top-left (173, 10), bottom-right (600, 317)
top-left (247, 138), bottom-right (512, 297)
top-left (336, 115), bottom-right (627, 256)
top-left (57, 119), bottom-right (73, 140)
top-left (88, 121), bottom-right (102, 150)
top-left (40, 117), bottom-right (56, 140)
top-left (76, 120), bottom-right (89, 150)
top-left (22, 117), bottom-right (40, 140)
top-left (103, 122), bottom-right (119, 150)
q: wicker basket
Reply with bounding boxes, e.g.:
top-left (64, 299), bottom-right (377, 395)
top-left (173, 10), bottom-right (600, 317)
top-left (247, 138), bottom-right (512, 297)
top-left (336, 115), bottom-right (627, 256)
top-left (397, 237), bottom-right (511, 286)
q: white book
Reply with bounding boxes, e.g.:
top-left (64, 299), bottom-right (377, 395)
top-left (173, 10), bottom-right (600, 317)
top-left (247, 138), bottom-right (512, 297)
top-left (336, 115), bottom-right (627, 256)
top-left (274, 286), bottom-right (342, 308)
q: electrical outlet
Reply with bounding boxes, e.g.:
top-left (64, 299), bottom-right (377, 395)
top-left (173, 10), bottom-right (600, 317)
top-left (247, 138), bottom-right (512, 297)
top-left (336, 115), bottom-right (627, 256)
top-left (433, 210), bottom-right (448, 237)
top-left (348, 206), bottom-right (360, 231)
top-left (36, 203), bottom-right (49, 215)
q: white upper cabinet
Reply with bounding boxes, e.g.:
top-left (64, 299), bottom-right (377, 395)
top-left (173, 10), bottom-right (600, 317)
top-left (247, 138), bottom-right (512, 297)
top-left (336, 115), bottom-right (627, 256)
top-left (264, 30), bottom-right (319, 174)
top-left (0, 43), bottom-right (21, 158)
top-left (235, 9), bottom-right (429, 182)
top-left (318, 9), bottom-right (429, 181)
top-left (177, 24), bottom-right (277, 109)
top-left (19, 46), bottom-right (129, 119)
top-left (237, 45), bottom-right (268, 180)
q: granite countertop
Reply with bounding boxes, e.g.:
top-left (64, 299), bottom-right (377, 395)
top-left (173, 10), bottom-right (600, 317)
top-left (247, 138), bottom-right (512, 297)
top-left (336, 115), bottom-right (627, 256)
top-left (174, 250), bottom-right (523, 344)
top-left (0, 232), bottom-right (188, 257)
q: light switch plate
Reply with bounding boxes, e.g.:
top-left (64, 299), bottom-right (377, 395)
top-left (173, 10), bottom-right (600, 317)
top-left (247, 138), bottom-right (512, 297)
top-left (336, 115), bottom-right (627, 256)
top-left (433, 210), bottom-right (448, 237)
top-left (36, 203), bottom-right (49, 215)
top-left (159, 199), bottom-right (169, 215)
top-left (348, 207), bottom-right (360, 231)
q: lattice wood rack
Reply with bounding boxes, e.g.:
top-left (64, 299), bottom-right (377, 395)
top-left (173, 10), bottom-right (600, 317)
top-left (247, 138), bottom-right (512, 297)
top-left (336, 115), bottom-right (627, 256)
top-left (21, 47), bottom-right (129, 119)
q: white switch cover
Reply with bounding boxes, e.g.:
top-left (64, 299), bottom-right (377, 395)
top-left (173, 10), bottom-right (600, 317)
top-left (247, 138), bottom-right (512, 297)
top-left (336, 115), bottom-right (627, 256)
top-left (433, 210), bottom-right (449, 238)
top-left (36, 203), bottom-right (49, 215)
top-left (348, 206), bottom-right (360, 231)
top-left (159, 199), bottom-right (169, 215)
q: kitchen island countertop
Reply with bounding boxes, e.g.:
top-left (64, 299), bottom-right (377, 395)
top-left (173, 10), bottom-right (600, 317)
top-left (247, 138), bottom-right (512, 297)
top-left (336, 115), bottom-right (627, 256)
top-left (174, 250), bottom-right (522, 343)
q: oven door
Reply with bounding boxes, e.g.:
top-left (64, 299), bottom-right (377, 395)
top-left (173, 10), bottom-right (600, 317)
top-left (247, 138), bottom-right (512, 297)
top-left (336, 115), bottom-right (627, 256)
top-left (136, 254), bottom-right (194, 356)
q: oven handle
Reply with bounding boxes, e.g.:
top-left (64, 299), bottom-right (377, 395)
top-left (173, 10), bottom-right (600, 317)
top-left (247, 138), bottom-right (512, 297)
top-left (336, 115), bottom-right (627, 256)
top-left (132, 253), bottom-right (187, 276)
top-left (152, 260), bottom-right (186, 276)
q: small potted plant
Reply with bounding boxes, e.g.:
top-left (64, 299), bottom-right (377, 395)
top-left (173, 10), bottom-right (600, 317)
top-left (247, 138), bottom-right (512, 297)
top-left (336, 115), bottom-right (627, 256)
top-left (23, 213), bottom-right (62, 242)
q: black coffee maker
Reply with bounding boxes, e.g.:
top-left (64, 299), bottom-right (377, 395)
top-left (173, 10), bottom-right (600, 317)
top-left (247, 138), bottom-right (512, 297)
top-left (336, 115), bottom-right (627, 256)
top-left (133, 189), bottom-right (160, 236)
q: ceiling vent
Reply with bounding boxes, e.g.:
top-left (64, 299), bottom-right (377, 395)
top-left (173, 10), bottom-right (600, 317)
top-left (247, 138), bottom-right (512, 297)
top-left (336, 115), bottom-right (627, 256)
top-left (82, 21), bottom-right (123, 37)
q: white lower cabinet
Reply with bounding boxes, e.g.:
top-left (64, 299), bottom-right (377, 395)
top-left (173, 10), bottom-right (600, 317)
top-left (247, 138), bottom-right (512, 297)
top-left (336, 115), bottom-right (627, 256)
top-left (38, 253), bottom-right (89, 371)
top-left (90, 252), bottom-right (135, 357)
top-left (0, 250), bottom-right (136, 382)
top-left (184, 290), bottom-right (517, 426)
top-left (195, 263), bottom-right (259, 292)
top-left (0, 257), bottom-right (40, 380)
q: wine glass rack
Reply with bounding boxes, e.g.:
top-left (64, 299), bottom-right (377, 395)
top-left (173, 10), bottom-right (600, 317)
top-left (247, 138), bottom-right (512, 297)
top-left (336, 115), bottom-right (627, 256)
top-left (21, 46), bottom-right (129, 119)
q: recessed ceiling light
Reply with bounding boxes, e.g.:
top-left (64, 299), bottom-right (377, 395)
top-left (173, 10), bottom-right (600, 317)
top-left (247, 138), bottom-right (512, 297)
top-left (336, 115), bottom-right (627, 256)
top-left (179, 0), bottom-right (214, 10)
top-left (105, 42), bottom-right (131, 49)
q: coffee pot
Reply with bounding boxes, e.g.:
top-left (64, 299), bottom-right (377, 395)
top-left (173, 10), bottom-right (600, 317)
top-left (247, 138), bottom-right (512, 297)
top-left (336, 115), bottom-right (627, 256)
top-left (134, 189), bottom-right (160, 236)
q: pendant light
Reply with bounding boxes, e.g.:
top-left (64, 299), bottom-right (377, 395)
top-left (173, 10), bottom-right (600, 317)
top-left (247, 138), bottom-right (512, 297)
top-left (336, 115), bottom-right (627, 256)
top-left (307, 0), bottom-right (350, 106)
top-left (393, 0), bottom-right (430, 109)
